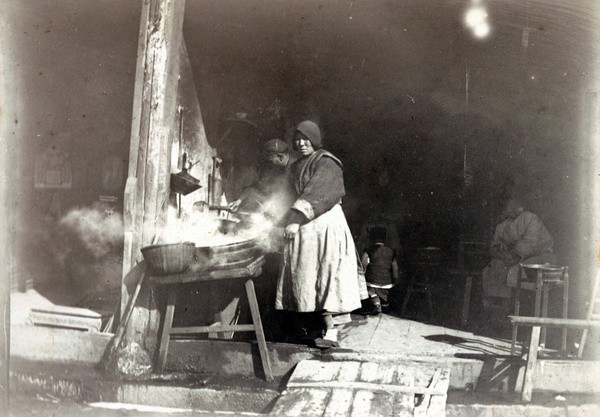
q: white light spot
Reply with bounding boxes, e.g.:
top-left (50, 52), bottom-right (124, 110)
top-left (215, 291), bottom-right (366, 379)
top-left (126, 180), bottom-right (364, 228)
top-left (464, 2), bottom-right (491, 40)
top-left (473, 22), bottom-right (490, 38)
top-left (465, 7), bottom-right (487, 28)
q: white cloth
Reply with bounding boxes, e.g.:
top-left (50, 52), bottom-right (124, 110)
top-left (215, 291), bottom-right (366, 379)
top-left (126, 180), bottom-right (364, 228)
top-left (276, 204), bottom-right (362, 313)
top-left (482, 210), bottom-right (556, 299)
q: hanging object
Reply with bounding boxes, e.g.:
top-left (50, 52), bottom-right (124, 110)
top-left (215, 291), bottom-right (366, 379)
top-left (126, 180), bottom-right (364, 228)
top-left (170, 152), bottom-right (201, 195)
top-left (209, 156), bottom-right (223, 206)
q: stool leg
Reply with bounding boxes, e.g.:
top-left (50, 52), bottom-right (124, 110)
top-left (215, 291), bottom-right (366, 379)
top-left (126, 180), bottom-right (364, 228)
top-left (401, 278), bottom-right (414, 317)
top-left (534, 271), bottom-right (543, 317)
top-left (156, 289), bottom-right (177, 373)
top-left (245, 279), bottom-right (273, 382)
top-left (425, 270), bottom-right (434, 321)
top-left (562, 269), bottom-right (569, 356)
top-left (461, 275), bottom-right (473, 326)
top-left (511, 280), bottom-right (523, 355)
top-left (540, 285), bottom-right (550, 348)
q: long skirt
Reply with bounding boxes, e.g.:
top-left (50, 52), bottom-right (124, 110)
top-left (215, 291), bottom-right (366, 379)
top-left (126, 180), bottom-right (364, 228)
top-left (275, 204), bottom-right (362, 313)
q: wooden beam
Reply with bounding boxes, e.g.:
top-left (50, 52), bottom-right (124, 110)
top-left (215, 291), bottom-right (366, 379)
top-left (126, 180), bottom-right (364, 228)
top-left (286, 381), bottom-right (448, 396)
top-left (120, 0), bottom-right (187, 353)
top-left (509, 316), bottom-right (600, 328)
top-left (522, 326), bottom-right (541, 402)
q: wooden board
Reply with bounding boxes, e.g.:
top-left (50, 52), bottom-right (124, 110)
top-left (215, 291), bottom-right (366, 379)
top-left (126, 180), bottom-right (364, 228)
top-left (271, 360), bottom-right (450, 417)
top-left (29, 306), bottom-right (102, 332)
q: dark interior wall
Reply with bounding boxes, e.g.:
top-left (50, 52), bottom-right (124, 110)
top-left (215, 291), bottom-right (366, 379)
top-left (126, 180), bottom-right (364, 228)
top-left (183, 0), bottom-right (599, 289)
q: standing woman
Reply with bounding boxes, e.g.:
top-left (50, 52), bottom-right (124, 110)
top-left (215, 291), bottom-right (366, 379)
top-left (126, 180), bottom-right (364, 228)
top-left (276, 120), bottom-right (361, 348)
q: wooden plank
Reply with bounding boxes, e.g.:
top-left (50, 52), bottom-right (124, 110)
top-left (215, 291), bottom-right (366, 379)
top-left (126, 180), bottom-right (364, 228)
top-left (359, 362), bottom-right (381, 383)
top-left (509, 316), bottom-right (600, 328)
top-left (414, 368), bottom-right (441, 417)
top-left (379, 363), bottom-right (396, 385)
top-left (522, 326), bottom-right (541, 402)
top-left (30, 306), bottom-right (102, 318)
top-left (149, 256), bottom-right (266, 285)
top-left (392, 367), bottom-right (414, 417)
top-left (322, 389), bottom-right (354, 417)
top-left (351, 390), bottom-right (392, 417)
top-left (269, 388), bottom-right (319, 417)
top-left (170, 324), bottom-right (255, 334)
top-left (156, 289), bottom-right (176, 373)
top-left (426, 369), bottom-right (450, 417)
top-left (533, 360), bottom-right (600, 393)
top-left (245, 279), bottom-right (273, 382)
top-left (286, 381), bottom-right (447, 396)
top-left (214, 295), bottom-right (240, 339)
top-left (29, 311), bottom-right (102, 332)
top-left (349, 390), bottom-right (373, 417)
top-left (291, 360), bottom-right (341, 383)
top-left (336, 361), bottom-right (362, 383)
top-left (299, 388), bottom-right (331, 417)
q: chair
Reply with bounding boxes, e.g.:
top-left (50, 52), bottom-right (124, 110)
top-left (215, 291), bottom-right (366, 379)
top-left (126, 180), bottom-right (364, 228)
top-left (510, 263), bottom-right (569, 356)
top-left (455, 239), bottom-right (489, 326)
top-left (401, 248), bottom-right (441, 320)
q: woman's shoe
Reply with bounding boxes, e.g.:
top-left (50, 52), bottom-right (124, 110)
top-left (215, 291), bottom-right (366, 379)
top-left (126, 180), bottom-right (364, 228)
top-left (314, 328), bottom-right (339, 349)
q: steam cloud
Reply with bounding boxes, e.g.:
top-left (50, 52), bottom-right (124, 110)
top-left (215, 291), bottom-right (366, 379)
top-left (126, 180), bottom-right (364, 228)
top-left (60, 202), bottom-right (124, 259)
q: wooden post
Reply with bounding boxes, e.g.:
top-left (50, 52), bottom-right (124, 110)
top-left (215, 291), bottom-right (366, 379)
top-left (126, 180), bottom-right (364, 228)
top-left (521, 325), bottom-right (541, 402)
top-left (120, 0), bottom-right (187, 352)
top-left (0, 248), bottom-right (9, 417)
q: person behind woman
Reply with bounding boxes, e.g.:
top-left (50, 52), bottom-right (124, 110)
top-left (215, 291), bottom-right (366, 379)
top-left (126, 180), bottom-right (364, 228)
top-left (482, 198), bottom-right (556, 309)
top-left (361, 226), bottom-right (399, 315)
top-left (276, 120), bottom-right (361, 348)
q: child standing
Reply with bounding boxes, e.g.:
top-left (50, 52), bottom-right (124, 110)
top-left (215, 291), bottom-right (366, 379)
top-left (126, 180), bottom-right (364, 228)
top-left (361, 226), bottom-right (399, 315)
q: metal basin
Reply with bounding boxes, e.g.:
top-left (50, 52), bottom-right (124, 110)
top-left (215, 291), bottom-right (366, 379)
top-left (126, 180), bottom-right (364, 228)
top-left (190, 237), bottom-right (262, 272)
top-left (522, 264), bottom-right (564, 282)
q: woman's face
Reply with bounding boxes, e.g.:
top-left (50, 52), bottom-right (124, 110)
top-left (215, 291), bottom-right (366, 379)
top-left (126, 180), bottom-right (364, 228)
top-left (294, 132), bottom-right (315, 156)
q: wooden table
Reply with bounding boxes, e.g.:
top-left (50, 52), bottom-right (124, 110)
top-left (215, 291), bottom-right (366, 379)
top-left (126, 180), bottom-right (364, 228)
top-left (149, 255), bottom-right (273, 381)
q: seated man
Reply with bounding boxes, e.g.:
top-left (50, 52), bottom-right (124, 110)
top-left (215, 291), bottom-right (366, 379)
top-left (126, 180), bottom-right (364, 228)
top-left (482, 198), bottom-right (556, 308)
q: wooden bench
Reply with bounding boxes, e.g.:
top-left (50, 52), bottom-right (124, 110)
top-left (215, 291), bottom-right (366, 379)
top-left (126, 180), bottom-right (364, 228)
top-left (509, 316), bottom-right (600, 402)
top-left (150, 255), bottom-right (273, 381)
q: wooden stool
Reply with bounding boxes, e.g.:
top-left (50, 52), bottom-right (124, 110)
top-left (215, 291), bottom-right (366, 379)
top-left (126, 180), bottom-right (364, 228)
top-left (401, 261), bottom-right (436, 320)
top-left (511, 263), bottom-right (568, 356)
top-left (150, 256), bottom-right (273, 381)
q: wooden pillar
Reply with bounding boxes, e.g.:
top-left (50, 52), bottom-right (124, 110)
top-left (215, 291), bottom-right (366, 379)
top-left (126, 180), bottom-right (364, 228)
top-left (0, 234), bottom-right (9, 417)
top-left (121, 0), bottom-right (186, 347)
top-left (0, 32), bottom-right (19, 413)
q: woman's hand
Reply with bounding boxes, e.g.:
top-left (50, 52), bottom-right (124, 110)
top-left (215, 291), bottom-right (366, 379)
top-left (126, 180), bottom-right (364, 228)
top-left (284, 223), bottom-right (300, 239)
top-left (227, 199), bottom-right (242, 212)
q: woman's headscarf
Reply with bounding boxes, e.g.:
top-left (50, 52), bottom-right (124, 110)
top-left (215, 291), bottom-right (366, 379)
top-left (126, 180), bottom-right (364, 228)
top-left (295, 120), bottom-right (322, 149)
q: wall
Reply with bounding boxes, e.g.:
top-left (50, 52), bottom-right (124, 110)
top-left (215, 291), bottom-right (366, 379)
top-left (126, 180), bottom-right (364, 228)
top-left (1, 0), bottom-right (140, 301)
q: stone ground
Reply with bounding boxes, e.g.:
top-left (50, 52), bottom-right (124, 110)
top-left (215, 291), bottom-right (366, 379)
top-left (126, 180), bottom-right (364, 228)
top-left (7, 264), bottom-right (599, 416)
top-left (8, 394), bottom-right (260, 417)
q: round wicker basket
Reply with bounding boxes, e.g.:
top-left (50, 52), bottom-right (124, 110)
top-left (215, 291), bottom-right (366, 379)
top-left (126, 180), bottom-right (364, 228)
top-left (141, 242), bottom-right (195, 275)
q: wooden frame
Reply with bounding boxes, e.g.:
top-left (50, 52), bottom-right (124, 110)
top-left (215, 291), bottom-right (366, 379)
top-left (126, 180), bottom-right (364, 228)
top-left (509, 315), bottom-right (600, 402)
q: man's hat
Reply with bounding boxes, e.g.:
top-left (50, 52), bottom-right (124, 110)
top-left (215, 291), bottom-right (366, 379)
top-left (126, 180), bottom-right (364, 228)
top-left (263, 139), bottom-right (288, 154)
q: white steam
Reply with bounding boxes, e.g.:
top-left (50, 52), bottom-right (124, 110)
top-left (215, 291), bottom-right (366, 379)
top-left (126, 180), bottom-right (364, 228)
top-left (60, 202), bottom-right (124, 259)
